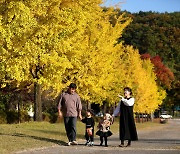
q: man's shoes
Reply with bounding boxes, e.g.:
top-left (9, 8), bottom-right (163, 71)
top-left (71, 140), bottom-right (78, 145)
top-left (105, 145), bottom-right (108, 147)
top-left (67, 142), bottom-right (72, 146)
top-left (68, 141), bottom-right (78, 146)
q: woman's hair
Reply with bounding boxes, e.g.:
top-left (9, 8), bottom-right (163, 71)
top-left (124, 87), bottom-right (132, 95)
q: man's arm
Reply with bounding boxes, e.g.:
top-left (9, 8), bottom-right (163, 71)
top-left (77, 95), bottom-right (82, 120)
top-left (78, 110), bottom-right (82, 120)
top-left (58, 109), bottom-right (62, 118)
top-left (57, 94), bottom-right (63, 118)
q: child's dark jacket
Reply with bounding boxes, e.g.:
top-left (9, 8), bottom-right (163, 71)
top-left (81, 117), bottom-right (95, 128)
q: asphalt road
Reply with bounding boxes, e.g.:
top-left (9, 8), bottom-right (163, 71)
top-left (16, 119), bottom-right (180, 154)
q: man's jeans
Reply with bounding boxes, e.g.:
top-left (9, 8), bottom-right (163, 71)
top-left (64, 117), bottom-right (77, 142)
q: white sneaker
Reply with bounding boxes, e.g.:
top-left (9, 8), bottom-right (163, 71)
top-left (90, 142), bottom-right (94, 146)
top-left (67, 142), bottom-right (72, 146)
top-left (71, 140), bottom-right (78, 145)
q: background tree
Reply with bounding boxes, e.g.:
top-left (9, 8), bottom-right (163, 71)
top-left (141, 53), bottom-right (174, 89)
top-left (119, 11), bottom-right (179, 113)
top-left (115, 46), bottom-right (166, 114)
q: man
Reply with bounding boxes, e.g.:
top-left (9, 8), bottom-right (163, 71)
top-left (58, 83), bottom-right (82, 146)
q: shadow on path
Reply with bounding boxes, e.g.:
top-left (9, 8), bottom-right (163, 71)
top-left (7, 133), bottom-right (67, 146)
top-left (29, 129), bottom-right (85, 139)
top-left (28, 129), bottom-right (67, 136)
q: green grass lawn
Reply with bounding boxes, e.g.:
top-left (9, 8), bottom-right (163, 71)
top-left (0, 119), bottom-right (161, 154)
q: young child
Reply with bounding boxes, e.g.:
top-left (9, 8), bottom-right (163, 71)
top-left (96, 113), bottom-right (113, 147)
top-left (81, 109), bottom-right (95, 146)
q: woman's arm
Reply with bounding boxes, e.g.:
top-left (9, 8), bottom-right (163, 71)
top-left (121, 97), bottom-right (135, 106)
top-left (112, 101), bottom-right (121, 117)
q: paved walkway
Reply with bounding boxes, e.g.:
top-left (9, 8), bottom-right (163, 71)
top-left (16, 119), bottom-right (180, 154)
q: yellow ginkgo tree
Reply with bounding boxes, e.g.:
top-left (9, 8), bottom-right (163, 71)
top-left (112, 45), bottom-right (166, 113)
top-left (0, 0), bottom-right (108, 120)
top-left (0, 0), bottom-right (166, 121)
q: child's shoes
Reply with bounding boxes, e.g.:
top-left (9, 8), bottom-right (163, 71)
top-left (85, 141), bottom-right (94, 146)
top-left (85, 141), bottom-right (90, 146)
top-left (90, 142), bottom-right (94, 146)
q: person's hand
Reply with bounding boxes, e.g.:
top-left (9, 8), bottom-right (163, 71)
top-left (118, 94), bottom-right (123, 98)
top-left (112, 114), bottom-right (115, 121)
top-left (111, 116), bottom-right (114, 124)
top-left (58, 111), bottom-right (62, 119)
top-left (79, 114), bottom-right (82, 120)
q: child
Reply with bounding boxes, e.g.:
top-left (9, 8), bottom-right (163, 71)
top-left (81, 109), bottom-right (95, 146)
top-left (96, 113), bottom-right (113, 147)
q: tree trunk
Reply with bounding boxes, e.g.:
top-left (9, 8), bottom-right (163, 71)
top-left (138, 113), bottom-right (140, 123)
top-left (87, 101), bottom-right (91, 110)
top-left (17, 99), bottom-right (21, 124)
top-left (103, 101), bottom-right (107, 114)
top-left (172, 105), bottom-right (175, 117)
top-left (145, 112), bottom-right (148, 122)
top-left (151, 112), bottom-right (154, 122)
top-left (34, 82), bottom-right (42, 121)
top-left (141, 113), bottom-right (144, 123)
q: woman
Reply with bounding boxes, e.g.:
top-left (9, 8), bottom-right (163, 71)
top-left (112, 87), bottom-right (138, 147)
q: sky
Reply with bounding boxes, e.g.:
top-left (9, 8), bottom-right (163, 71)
top-left (103, 0), bottom-right (180, 13)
